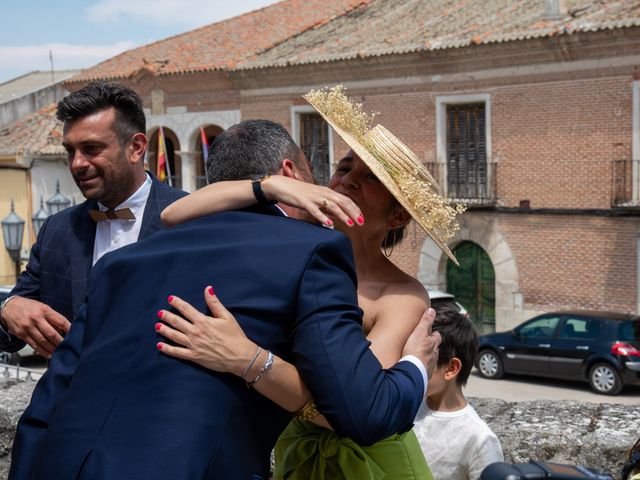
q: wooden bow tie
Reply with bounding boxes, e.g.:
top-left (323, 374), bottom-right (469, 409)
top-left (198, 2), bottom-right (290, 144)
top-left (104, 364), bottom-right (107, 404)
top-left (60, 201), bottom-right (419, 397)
top-left (88, 208), bottom-right (135, 222)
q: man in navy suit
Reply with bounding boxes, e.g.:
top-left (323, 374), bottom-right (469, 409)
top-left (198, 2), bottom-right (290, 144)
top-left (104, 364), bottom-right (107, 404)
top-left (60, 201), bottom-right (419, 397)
top-left (0, 82), bottom-right (185, 357)
top-left (10, 120), bottom-right (439, 480)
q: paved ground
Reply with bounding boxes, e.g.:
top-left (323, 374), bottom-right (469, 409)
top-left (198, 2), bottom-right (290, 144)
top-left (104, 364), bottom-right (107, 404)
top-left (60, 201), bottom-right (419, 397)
top-left (464, 368), bottom-right (640, 405)
top-left (9, 357), bottom-right (640, 405)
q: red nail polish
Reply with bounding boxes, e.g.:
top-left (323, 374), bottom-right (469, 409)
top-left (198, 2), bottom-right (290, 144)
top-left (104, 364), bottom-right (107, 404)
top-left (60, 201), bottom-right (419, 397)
top-left (157, 310), bottom-right (163, 319)
top-left (325, 219), bottom-right (333, 226)
top-left (157, 342), bottom-right (163, 350)
top-left (207, 286), bottom-right (214, 296)
top-left (357, 215), bottom-right (364, 224)
top-left (155, 322), bottom-right (162, 331)
top-left (347, 219), bottom-right (354, 226)
top-left (168, 295), bottom-right (174, 303)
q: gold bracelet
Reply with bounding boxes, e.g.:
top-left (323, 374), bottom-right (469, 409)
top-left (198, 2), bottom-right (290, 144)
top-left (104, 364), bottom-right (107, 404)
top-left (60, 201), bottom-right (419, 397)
top-left (295, 399), bottom-right (320, 421)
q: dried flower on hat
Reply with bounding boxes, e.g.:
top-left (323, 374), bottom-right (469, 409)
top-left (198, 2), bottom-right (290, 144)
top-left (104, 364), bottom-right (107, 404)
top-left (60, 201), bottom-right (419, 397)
top-left (305, 85), bottom-right (465, 264)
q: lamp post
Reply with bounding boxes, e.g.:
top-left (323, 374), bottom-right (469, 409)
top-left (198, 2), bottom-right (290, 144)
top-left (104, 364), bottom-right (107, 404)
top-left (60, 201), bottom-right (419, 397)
top-left (46, 180), bottom-right (71, 214)
top-left (32, 196), bottom-right (49, 237)
top-left (1, 200), bottom-right (25, 281)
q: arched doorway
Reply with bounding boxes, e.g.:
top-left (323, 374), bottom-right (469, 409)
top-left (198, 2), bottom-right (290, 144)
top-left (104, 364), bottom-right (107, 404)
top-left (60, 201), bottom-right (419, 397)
top-left (148, 127), bottom-right (182, 189)
top-left (195, 124), bottom-right (224, 189)
top-left (446, 241), bottom-right (496, 334)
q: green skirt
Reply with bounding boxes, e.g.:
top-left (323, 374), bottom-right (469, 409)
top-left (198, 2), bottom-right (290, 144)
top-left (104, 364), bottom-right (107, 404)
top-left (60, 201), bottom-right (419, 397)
top-left (273, 419), bottom-right (433, 480)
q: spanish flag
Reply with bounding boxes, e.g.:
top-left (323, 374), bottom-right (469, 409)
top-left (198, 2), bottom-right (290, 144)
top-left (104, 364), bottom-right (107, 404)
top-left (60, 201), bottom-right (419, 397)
top-left (200, 127), bottom-right (209, 165)
top-left (157, 126), bottom-right (171, 185)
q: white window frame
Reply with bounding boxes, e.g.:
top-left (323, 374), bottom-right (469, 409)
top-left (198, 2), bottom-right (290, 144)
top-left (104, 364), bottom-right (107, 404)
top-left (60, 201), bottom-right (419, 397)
top-left (291, 105), bottom-right (334, 178)
top-left (435, 93), bottom-right (492, 198)
top-left (632, 81), bottom-right (640, 202)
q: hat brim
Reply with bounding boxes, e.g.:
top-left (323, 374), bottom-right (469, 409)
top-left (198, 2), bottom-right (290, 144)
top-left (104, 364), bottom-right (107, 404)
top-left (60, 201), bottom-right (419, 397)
top-left (305, 96), bottom-right (458, 266)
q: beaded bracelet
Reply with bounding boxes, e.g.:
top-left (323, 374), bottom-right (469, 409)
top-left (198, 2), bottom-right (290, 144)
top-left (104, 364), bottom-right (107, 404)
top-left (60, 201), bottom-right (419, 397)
top-left (247, 350), bottom-right (274, 387)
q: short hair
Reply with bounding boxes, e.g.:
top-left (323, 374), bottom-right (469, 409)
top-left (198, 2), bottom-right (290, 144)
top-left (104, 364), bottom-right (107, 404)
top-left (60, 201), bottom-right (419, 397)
top-left (206, 119), bottom-right (304, 183)
top-left (56, 81), bottom-right (146, 145)
top-left (432, 306), bottom-right (479, 386)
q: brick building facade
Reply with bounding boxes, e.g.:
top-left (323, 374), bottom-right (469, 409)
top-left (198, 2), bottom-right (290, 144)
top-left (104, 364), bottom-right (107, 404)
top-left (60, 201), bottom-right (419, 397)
top-left (64, 0), bottom-right (640, 331)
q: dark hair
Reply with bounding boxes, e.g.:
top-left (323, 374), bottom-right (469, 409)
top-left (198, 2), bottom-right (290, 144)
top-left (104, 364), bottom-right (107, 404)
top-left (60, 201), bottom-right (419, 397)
top-left (206, 119), bottom-right (304, 183)
top-left (381, 200), bottom-right (408, 248)
top-left (432, 306), bottom-right (479, 386)
top-left (382, 224), bottom-right (407, 248)
top-left (56, 81), bottom-right (146, 145)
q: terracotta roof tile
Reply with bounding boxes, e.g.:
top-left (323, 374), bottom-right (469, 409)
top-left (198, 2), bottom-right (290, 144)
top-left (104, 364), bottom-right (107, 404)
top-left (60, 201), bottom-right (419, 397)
top-left (68, 0), bottom-right (369, 83)
top-left (66, 0), bottom-right (640, 82)
top-left (238, 0), bottom-right (640, 69)
top-left (0, 103), bottom-right (64, 157)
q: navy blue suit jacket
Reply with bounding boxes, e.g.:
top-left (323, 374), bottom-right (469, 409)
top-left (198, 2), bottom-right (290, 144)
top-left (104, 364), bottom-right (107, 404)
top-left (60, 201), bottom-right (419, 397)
top-left (10, 207), bottom-right (424, 480)
top-left (1, 175), bottom-right (186, 351)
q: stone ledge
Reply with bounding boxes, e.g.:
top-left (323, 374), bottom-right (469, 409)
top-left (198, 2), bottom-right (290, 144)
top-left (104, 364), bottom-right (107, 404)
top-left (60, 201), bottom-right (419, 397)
top-left (468, 397), bottom-right (639, 477)
top-left (0, 379), bottom-right (637, 478)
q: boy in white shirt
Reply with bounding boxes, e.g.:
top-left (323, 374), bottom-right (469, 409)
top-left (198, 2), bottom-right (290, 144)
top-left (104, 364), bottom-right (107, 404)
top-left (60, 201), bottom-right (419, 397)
top-left (414, 307), bottom-right (504, 480)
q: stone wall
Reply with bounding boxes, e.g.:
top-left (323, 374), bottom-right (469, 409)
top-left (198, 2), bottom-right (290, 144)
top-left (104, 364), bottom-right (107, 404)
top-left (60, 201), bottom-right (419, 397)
top-left (469, 397), bottom-right (639, 477)
top-left (0, 379), bottom-right (38, 479)
top-left (1, 378), bottom-right (637, 478)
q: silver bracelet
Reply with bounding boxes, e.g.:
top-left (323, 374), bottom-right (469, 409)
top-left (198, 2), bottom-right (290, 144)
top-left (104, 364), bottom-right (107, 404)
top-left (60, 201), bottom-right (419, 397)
top-left (247, 350), bottom-right (274, 387)
top-left (241, 346), bottom-right (262, 381)
top-left (0, 295), bottom-right (17, 328)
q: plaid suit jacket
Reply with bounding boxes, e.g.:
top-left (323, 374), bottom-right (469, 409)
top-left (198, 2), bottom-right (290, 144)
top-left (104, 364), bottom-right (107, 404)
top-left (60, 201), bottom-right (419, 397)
top-left (0, 175), bottom-right (186, 351)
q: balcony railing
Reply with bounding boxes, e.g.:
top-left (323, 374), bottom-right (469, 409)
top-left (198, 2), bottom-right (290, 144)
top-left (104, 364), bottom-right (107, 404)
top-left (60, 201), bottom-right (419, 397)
top-left (612, 159), bottom-right (639, 207)
top-left (425, 162), bottom-right (498, 206)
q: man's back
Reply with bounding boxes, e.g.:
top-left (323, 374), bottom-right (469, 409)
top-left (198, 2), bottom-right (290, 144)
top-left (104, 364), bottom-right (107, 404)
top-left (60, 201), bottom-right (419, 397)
top-left (13, 207), bottom-right (361, 479)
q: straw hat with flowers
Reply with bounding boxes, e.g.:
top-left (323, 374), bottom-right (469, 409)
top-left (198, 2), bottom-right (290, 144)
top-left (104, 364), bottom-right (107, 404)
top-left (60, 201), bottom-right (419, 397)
top-left (304, 85), bottom-right (465, 265)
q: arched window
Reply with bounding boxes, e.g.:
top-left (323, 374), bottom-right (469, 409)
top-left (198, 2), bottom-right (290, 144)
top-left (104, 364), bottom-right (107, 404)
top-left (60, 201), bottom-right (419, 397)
top-left (148, 127), bottom-right (182, 189)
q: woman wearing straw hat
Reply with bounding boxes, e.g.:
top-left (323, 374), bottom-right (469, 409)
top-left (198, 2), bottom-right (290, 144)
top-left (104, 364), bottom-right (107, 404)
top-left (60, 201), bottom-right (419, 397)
top-left (159, 86), bottom-right (464, 479)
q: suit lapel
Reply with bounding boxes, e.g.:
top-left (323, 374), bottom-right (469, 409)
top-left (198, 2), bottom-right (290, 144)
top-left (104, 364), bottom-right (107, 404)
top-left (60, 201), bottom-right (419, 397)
top-left (71, 201), bottom-right (98, 305)
top-left (139, 177), bottom-right (163, 240)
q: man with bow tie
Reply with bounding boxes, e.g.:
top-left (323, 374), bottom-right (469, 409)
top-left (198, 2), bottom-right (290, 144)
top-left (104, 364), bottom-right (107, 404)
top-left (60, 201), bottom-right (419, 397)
top-left (0, 82), bottom-right (185, 357)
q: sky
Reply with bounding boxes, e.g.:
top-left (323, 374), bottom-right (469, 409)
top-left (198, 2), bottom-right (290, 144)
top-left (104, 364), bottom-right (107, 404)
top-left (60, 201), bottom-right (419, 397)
top-left (0, 0), bottom-right (279, 84)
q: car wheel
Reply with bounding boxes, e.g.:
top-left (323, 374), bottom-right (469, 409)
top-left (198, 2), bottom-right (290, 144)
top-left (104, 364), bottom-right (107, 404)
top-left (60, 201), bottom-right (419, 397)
top-left (477, 350), bottom-right (504, 379)
top-left (588, 362), bottom-right (623, 395)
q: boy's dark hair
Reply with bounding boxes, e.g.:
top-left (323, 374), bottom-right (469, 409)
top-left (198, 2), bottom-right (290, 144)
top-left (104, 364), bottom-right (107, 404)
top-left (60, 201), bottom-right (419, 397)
top-left (56, 81), bottom-right (146, 146)
top-left (432, 306), bottom-right (479, 386)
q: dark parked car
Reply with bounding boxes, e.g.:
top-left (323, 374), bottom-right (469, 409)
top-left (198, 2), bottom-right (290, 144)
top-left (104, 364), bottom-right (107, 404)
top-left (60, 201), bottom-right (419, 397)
top-left (475, 311), bottom-right (640, 395)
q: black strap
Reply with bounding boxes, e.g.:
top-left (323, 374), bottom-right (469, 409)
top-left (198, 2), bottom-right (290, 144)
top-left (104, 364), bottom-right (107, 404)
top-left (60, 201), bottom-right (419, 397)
top-left (251, 176), bottom-right (276, 206)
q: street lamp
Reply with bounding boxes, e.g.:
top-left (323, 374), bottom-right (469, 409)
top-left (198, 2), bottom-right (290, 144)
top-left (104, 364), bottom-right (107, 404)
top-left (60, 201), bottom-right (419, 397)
top-left (1, 200), bottom-right (25, 280)
top-left (32, 197), bottom-right (49, 237)
top-left (46, 180), bottom-right (71, 214)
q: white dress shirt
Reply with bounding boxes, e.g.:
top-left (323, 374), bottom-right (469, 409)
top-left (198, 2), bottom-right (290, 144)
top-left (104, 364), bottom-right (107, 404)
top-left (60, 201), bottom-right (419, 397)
top-left (92, 174), bottom-right (152, 265)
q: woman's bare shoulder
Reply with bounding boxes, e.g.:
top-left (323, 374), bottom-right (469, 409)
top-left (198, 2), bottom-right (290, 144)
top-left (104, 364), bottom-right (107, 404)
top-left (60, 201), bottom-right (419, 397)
top-left (377, 268), bottom-right (429, 311)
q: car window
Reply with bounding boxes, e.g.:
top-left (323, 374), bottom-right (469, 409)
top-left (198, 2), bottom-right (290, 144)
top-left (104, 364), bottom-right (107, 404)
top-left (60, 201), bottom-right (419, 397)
top-left (559, 317), bottom-right (602, 340)
top-left (559, 318), bottom-right (586, 338)
top-left (518, 316), bottom-right (560, 338)
top-left (619, 321), bottom-right (640, 341)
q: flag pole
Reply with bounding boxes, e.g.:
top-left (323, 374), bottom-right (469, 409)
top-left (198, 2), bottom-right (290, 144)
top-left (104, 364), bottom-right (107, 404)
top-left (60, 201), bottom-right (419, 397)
top-left (200, 127), bottom-right (209, 186)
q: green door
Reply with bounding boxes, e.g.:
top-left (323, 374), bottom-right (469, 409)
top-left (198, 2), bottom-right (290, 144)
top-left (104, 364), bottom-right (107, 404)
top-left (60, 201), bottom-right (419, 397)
top-left (446, 241), bottom-right (496, 334)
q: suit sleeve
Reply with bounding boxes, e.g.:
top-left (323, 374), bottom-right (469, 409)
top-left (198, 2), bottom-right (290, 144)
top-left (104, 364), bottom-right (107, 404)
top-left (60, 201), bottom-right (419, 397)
top-left (0, 219), bottom-right (51, 352)
top-left (291, 234), bottom-right (424, 446)
top-left (9, 301), bottom-right (88, 480)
